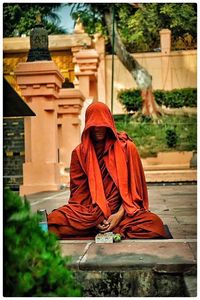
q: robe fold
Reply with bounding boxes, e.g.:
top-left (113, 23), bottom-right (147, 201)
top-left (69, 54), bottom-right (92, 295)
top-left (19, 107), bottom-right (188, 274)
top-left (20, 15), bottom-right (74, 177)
top-left (48, 102), bottom-right (167, 239)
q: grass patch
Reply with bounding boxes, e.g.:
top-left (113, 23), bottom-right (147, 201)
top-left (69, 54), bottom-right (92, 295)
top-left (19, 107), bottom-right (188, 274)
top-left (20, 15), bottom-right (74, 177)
top-left (115, 114), bottom-right (197, 158)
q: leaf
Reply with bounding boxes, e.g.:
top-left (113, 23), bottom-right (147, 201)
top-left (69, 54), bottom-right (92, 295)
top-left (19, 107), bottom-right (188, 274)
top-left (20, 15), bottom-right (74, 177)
top-left (8, 210), bottom-right (30, 222)
top-left (19, 272), bottom-right (35, 293)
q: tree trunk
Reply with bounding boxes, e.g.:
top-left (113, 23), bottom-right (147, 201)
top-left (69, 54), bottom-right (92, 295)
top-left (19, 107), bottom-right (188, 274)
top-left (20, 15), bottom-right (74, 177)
top-left (141, 87), bottom-right (161, 118)
top-left (104, 9), bottom-right (161, 118)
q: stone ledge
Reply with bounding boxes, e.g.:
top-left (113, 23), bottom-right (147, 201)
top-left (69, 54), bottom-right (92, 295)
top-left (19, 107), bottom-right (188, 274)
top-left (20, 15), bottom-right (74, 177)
top-left (60, 240), bottom-right (196, 274)
top-left (59, 240), bottom-right (197, 296)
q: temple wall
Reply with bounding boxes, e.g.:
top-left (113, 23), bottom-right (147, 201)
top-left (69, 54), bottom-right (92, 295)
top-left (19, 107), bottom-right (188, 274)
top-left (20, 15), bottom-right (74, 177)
top-left (105, 50), bottom-right (197, 114)
top-left (4, 34), bottom-right (197, 116)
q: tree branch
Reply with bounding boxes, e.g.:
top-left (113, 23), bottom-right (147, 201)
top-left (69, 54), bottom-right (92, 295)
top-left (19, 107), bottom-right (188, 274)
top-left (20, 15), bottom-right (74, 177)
top-left (104, 7), bottom-right (152, 89)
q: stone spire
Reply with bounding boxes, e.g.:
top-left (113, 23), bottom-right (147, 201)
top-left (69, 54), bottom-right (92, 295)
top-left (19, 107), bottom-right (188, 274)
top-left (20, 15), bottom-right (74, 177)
top-left (74, 17), bottom-right (85, 34)
top-left (27, 13), bottom-right (51, 62)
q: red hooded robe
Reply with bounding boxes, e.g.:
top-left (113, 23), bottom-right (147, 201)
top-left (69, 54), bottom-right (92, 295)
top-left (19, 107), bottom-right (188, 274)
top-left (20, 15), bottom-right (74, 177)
top-left (48, 102), bottom-right (167, 239)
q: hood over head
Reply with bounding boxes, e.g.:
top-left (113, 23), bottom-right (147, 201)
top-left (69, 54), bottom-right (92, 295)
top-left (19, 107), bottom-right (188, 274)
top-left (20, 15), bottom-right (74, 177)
top-left (81, 102), bottom-right (118, 146)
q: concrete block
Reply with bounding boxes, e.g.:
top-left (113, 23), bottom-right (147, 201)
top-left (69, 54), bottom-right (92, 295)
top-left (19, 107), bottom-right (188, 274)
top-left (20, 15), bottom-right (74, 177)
top-left (183, 275), bottom-right (197, 297)
top-left (95, 232), bottom-right (114, 243)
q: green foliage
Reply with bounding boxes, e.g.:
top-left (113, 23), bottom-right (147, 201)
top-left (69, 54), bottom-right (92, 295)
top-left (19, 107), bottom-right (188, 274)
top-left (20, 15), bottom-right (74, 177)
top-left (3, 3), bottom-right (66, 37)
top-left (159, 3), bottom-right (197, 38)
top-left (115, 115), bottom-right (197, 157)
top-left (155, 88), bottom-right (197, 108)
top-left (165, 128), bottom-right (178, 148)
top-left (67, 3), bottom-right (197, 53)
top-left (118, 88), bottom-right (197, 113)
top-left (71, 5), bottom-right (107, 36)
top-left (124, 3), bottom-right (197, 52)
top-left (4, 188), bottom-right (82, 297)
top-left (117, 89), bottom-right (142, 112)
top-left (121, 4), bottom-right (163, 52)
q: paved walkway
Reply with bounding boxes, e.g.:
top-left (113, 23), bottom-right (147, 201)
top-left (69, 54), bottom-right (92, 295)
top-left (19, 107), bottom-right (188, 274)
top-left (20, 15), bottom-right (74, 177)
top-left (28, 183), bottom-right (197, 296)
top-left (28, 183), bottom-right (197, 263)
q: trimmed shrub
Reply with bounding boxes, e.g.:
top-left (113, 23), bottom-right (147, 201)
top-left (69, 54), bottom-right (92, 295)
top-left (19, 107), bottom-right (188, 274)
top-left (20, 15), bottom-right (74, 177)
top-left (117, 88), bottom-right (197, 112)
top-left (166, 128), bottom-right (178, 148)
top-left (117, 89), bottom-right (142, 112)
top-left (4, 188), bottom-right (82, 297)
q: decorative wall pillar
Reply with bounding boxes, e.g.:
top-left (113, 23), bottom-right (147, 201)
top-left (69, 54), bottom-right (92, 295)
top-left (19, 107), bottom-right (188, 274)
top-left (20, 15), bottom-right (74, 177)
top-left (93, 34), bottom-right (106, 103)
top-left (71, 46), bottom-right (84, 89)
top-left (74, 49), bottom-right (99, 100)
top-left (57, 88), bottom-right (85, 184)
top-left (159, 29), bottom-right (172, 90)
top-left (160, 29), bottom-right (171, 55)
top-left (74, 49), bottom-right (100, 132)
top-left (15, 61), bottom-right (64, 195)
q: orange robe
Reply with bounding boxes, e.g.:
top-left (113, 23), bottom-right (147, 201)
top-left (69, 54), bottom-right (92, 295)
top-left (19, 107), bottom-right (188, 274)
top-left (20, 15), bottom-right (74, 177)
top-left (48, 102), bottom-right (167, 239)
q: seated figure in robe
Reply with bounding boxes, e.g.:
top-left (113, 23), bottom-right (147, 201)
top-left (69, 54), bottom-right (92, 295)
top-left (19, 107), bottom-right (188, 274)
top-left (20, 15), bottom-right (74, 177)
top-left (48, 102), bottom-right (167, 239)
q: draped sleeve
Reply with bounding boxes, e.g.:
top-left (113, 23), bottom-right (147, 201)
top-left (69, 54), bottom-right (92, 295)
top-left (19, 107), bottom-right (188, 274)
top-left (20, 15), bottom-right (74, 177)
top-left (69, 149), bottom-right (89, 202)
top-left (125, 140), bottom-right (149, 211)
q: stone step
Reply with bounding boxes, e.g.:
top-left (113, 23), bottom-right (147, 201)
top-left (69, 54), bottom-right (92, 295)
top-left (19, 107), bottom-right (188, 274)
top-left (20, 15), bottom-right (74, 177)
top-left (145, 169), bottom-right (197, 182)
top-left (144, 164), bottom-right (191, 171)
top-left (142, 151), bottom-right (194, 168)
top-left (59, 240), bottom-right (197, 297)
top-left (60, 240), bottom-right (196, 272)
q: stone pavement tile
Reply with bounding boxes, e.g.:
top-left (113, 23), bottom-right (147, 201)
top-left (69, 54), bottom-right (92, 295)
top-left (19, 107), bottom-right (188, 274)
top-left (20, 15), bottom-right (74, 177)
top-left (59, 242), bottom-right (92, 269)
top-left (167, 203), bottom-right (197, 211)
top-left (172, 207), bottom-right (197, 216)
top-left (166, 224), bottom-right (186, 239)
top-left (149, 204), bottom-right (171, 215)
top-left (157, 215), bottom-right (179, 225)
top-left (27, 190), bottom-right (69, 203)
top-left (148, 184), bottom-right (196, 196)
top-left (160, 184), bottom-right (196, 193)
top-left (163, 197), bottom-right (194, 206)
top-left (164, 194), bottom-right (197, 205)
top-left (79, 242), bottom-right (196, 272)
top-left (27, 191), bottom-right (60, 200)
top-left (181, 224), bottom-right (197, 239)
top-left (161, 197), bottom-right (196, 204)
top-left (175, 215), bottom-right (197, 225)
top-left (28, 190), bottom-right (69, 214)
top-left (167, 203), bottom-right (197, 215)
top-left (31, 199), bottom-right (67, 214)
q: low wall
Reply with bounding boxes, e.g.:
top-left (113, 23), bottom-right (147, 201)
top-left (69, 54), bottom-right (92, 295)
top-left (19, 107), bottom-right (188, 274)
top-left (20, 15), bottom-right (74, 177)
top-left (142, 151), bottom-right (194, 171)
top-left (142, 151), bottom-right (197, 183)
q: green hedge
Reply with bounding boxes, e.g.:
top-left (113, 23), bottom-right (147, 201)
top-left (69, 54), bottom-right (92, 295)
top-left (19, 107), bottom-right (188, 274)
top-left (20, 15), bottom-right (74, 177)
top-left (117, 88), bottom-right (197, 112)
top-left (117, 89), bottom-right (142, 112)
top-left (4, 188), bottom-right (82, 297)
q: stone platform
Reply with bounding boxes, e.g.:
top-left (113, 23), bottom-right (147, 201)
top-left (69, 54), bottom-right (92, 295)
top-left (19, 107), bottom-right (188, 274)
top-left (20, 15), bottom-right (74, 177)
top-left (28, 183), bottom-right (197, 296)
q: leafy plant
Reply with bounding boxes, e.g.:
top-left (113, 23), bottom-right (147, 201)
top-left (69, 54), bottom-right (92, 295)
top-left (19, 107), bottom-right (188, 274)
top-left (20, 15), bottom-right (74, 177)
top-left (4, 188), bottom-right (82, 297)
top-left (118, 88), bottom-right (197, 113)
top-left (117, 88), bottom-right (142, 112)
top-left (3, 3), bottom-right (65, 37)
top-left (154, 88), bottom-right (197, 108)
top-left (165, 128), bottom-right (178, 148)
